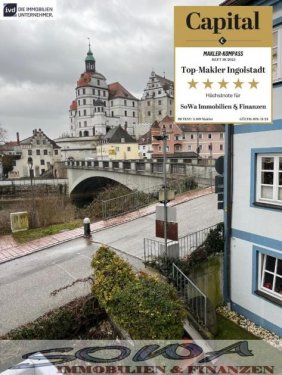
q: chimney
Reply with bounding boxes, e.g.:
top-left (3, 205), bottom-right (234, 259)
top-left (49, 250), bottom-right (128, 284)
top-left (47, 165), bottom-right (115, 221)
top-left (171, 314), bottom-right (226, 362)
top-left (16, 132), bottom-right (20, 145)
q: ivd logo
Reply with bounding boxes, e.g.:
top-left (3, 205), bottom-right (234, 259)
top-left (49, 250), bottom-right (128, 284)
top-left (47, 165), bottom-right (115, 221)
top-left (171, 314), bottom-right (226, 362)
top-left (3, 3), bottom-right (17, 17)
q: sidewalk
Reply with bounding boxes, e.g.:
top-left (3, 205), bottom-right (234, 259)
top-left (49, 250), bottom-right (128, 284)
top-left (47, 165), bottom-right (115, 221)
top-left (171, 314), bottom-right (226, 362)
top-left (0, 187), bottom-right (212, 264)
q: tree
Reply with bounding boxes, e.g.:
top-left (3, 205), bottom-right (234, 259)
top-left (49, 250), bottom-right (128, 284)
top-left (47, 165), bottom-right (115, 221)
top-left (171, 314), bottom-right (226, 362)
top-left (0, 126), bottom-right (7, 144)
top-left (2, 155), bottom-right (14, 176)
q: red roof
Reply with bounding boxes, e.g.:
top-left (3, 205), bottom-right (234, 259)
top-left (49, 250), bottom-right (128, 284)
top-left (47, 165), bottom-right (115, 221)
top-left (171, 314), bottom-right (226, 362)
top-left (108, 82), bottom-right (137, 100)
top-left (70, 100), bottom-right (77, 111)
top-left (77, 72), bottom-right (92, 87)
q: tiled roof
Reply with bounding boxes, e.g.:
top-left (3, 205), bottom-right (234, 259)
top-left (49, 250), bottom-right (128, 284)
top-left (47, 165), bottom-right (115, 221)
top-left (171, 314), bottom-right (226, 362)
top-left (151, 120), bottom-right (160, 129)
top-left (138, 130), bottom-right (151, 145)
top-left (178, 124), bottom-right (225, 132)
top-left (108, 82), bottom-right (138, 100)
top-left (154, 74), bottom-right (173, 89)
top-left (70, 100), bottom-right (77, 111)
top-left (159, 115), bottom-right (174, 123)
top-left (77, 72), bottom-right (92, 87)
top-left (103, 125), bottom-right (136, 144)
top-left (20, 129), bottom-right (61, 149)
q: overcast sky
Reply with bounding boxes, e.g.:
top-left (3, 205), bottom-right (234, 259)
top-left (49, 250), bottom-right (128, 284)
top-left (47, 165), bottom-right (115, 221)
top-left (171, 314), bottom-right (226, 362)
top-left (0, 0), bottom-right (220, 141)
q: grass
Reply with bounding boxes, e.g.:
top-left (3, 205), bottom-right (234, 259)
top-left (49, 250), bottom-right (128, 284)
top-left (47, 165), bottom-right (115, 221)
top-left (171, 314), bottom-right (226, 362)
top-left (12, 220), bottom-right (82, 244)
top-left (215, 314), bottom-right (259, 340)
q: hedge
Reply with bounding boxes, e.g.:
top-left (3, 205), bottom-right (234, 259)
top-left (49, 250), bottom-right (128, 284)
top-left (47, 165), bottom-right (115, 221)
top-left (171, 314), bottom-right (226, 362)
top-left (91, 246), bottom-right (187, 339)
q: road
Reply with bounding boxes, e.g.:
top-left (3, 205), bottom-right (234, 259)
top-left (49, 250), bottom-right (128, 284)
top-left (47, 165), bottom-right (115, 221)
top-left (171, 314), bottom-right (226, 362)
top-left (0, 193), bottom-right (222, 335)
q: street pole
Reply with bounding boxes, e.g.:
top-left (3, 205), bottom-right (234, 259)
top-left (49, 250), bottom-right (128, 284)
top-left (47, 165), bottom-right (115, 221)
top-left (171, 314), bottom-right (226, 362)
top-left (162, 128), bottom-right (168, 258)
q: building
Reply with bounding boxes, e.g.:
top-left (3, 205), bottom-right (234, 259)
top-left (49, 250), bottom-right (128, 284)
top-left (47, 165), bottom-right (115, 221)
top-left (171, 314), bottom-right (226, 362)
top-left (69, 45), bottom-right (139, 137)
top-left (222, 0), bottom-right (282, 336)
top-left (151, 116), bottom-right (225, 159)
top-left (12, 129), bottom-right (61, 178)
top-left (138, 128), bottom-right (153, 159)
top-left (96, 125), bottom-right (139, 160)
top-left (139, 71), bottom-right (174, 124)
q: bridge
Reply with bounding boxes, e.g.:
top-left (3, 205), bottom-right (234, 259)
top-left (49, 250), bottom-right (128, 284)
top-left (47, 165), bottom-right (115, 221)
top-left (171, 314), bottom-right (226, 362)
top-left (65, 158), bottom-right (216, 198)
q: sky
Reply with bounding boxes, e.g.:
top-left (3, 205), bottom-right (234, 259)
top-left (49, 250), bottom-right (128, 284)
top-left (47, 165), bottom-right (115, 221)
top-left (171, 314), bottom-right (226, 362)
top-left (0, 0), bottom-right (220, 141)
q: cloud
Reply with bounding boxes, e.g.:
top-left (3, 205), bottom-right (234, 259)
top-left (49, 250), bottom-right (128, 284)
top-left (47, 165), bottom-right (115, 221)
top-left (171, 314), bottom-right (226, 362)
top-left (0, 0), bottom-right (219, 140)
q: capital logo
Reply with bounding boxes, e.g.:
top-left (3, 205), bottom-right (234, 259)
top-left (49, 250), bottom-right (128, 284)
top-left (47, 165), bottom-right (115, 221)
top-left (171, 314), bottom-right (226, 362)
top-left (3, 3), bottom-right (17, 17)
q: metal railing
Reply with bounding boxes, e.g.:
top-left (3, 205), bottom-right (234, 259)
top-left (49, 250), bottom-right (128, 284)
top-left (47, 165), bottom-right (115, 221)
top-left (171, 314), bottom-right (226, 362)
top-left (144, 223), bottom-right (220, 263)
top-left (172, 263), bottom-right (207, 327)
top-left (102, 185), bottom-right (161, 219)
top-left (178, 223), bottom-right (219, 258)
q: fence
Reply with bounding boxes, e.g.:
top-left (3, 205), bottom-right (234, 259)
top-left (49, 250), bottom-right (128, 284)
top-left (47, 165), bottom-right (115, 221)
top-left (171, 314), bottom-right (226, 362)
top-left (172, 263), bottom-right (207, 327)
top-left (102, 185), bottom-right (161, 219)
top-left (144, 223), bottom-right (220, 263)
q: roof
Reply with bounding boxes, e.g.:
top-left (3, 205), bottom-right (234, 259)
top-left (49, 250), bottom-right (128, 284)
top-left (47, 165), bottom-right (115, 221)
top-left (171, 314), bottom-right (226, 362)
top-left (159, 115), bottom-right (174, 124)
top-left (154, 73), bottom-right (173, 90)
top-left (0, 142), bottom-right (18, 151)
top-left (20, 129), bottom-right (61, 149)
top-left (178, 124), bottom-right (225, 132)
top-left (151, 120), bottom-right (160, 129)
top-left (70, 100), bottom-right (77, 111)
top-left (138, 129), bottom-right (151, 145)
top-left (85, 47), bottom-right (95, 62)
top-left (77, 71), bottom-right (106, 87)
top-left (103, 125), bottom-right (136, 144)
top-left (108, 82), bottom-right (138, 100)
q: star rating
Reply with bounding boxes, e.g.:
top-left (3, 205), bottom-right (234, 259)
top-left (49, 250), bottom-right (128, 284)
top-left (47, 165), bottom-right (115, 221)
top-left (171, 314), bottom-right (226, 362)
top-left (234, 79), bottom-right (243, 89)
top-left (187, 79), bottom-right (198, 88)
top-left (249, 79), bottom-right (259, 88)
top-left (203, 79), bottom-right (213, 88)
top-left (186, 77), bottom-right (260, 90)
top-left (218, 79), bottom-right (228, 88)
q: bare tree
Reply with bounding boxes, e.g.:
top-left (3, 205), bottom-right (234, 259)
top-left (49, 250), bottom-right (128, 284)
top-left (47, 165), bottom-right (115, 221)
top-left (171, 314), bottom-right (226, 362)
top-left (0, 126), bottom-right (7, 144)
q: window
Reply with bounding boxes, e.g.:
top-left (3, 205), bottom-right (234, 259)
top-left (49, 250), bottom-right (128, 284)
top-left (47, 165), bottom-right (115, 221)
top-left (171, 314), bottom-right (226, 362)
top-left (79, 122), bottom-right (81, 127)
top-left (83, 110), bottom-right (87, 116)
top-left (36, 140), bottom-right (40, 145)
top-left (36, 150), bottom-right (40, 155)
top-left (83, 99), bottom-right (86, 105)
top-left (133, 111), bottom-right (135, 118)
top-left (208, 133), bottom-right (212, 139)
top-left (175, 135), bottom-right (179, 141)
top-left (82, 89), bottom-right (86, 95)
top-left (79, 110), bottom-right (81, 116)
top-left (191, 134), bottom-right (194, 139)
top-left (220, 144), bottom-right (224, 151)
top-left (84, 121), bottom-right (87, 127)
top-left (158, 110), bottom-right (162, 115)
top-left (97, 79), bottom-right (100, 86)
top-left (124, 110), bottom-right (127, 116)
top-left (127, 147), bottom-right (131, 151)
top-left (77, 89), bottom-right (80, 96)
top-left (124, 100), bottom-right (127, 106)
top-left (147, 101), bottom-right (150, 106)
top-left (220, 133), bottom-right (224, 139)
top-left (43, 140), bottom-right (46, 145)
top-left (188, 145), bottom-right (192, 151)
top-left (40, 159), bottom-right (45, 165)
top-left (158, 100), bottom-right (161, 105)
top-left (111, 111), bottom-right (114, 117)
top-left (132, 101), bottom-right (135, 107)
top-left (273, 26), bottom-right (282, 82)
top-left (158, 90), bottom-right (161, 95)
top-left (44, 149), bottom-right (48, 155)
top-left (175, 145), bottom-right (181, 151)
top-left (92, 89), bottom-right (95, 95)
top-left (111, 100), bottom-right (113, 106)
top-left (148, 111), bottom-right (151, 116)
top-left (98, 90), bottom-right (100, 96)
top-left (259, 253), bottom-right (282, 300)
top-left (198, 133), bottom-right (203, 139)
top-left (28, 150), bottom-right (32, 155)
top-left (54, 150), bottom-right (59, 155)
top-left (256, 154), bottom-right (282, 205)
top-left (103, 91), bottom-right (106, 97)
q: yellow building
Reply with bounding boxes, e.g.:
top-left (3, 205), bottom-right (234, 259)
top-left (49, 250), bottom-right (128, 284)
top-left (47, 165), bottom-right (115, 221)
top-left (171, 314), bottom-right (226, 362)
top-left (96, 125), bottom-right (139, 160)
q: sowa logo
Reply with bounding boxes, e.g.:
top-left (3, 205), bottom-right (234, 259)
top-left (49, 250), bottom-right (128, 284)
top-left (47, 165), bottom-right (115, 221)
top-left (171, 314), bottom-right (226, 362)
top-left (3, 3), bottom-right (17, 17)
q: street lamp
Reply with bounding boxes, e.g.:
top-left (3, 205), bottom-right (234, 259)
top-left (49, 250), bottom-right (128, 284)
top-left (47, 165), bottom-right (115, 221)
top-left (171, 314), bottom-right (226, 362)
top-left (153, 128), bottom-right (169, 258)
top-left (27, 157), bottom-right (35, 226)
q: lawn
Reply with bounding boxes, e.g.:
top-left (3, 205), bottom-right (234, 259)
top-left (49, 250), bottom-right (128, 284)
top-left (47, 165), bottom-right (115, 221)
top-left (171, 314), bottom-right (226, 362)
top-left (12, 220), bottom-right (82, 243)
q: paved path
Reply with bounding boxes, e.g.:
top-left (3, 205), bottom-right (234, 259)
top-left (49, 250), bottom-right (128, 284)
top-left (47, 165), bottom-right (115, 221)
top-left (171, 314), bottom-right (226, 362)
top-left (0, 187), bottom-right (213, 264)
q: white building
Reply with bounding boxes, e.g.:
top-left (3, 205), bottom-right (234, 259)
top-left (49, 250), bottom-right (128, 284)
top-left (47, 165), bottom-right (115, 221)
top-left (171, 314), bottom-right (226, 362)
top-left (13, 129), bottom-right (61, 178)
top-left (69, 45), bottom-right (139, 137)
top-left (223, 0), bottom-right (282, 337)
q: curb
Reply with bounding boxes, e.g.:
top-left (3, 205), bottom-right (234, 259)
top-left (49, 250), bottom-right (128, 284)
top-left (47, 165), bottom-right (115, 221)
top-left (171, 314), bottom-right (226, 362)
top-left (0, 188), bottom-right (212, 265)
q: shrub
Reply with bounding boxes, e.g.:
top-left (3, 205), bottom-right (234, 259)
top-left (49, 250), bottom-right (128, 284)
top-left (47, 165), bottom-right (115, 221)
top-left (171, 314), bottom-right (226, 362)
top-left (91, 246), bottom-right (187, 339)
